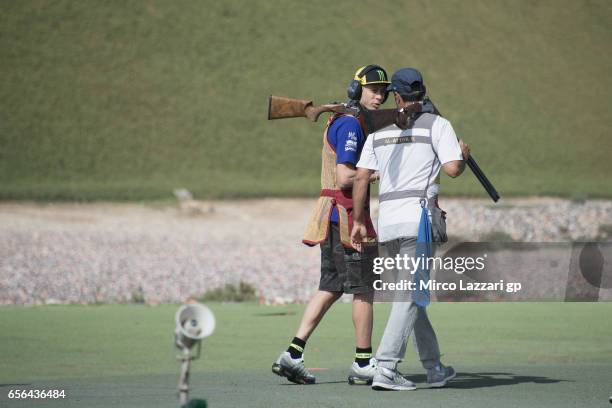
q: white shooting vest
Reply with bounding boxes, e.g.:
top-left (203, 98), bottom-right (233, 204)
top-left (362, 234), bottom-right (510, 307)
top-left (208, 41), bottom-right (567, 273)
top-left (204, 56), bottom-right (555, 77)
top-left (372, 113), bottom-right (442, 241)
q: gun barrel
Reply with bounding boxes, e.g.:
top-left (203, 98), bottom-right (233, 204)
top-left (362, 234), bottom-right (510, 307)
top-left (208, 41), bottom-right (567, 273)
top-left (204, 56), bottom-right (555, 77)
top-left (466, 156), bottom-right (500, 202)
top-left (428, 100), bottom-right (500, 203)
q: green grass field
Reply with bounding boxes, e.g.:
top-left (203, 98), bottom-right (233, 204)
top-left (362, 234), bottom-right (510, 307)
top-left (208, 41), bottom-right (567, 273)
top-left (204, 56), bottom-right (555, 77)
top-left (1, 302), bottom-right (611, 407)
top-left (1, 0), bottom-right (611, 200)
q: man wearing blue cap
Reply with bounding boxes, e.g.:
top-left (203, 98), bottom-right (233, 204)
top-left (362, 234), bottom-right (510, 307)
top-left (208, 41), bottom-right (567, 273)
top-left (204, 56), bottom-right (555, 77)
top-left (350, 68), bottom-right (470, 390)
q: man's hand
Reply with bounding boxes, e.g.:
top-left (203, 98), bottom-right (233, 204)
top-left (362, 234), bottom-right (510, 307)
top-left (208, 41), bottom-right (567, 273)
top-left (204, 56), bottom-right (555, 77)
top-left (369, 171), bottom-right (380, 184)
top-left (351, 167), bottom-right (372, 251)
top-left (459, 139), bottom-right (470, 160)
top-left (351, 221), bottom-right (367, 252)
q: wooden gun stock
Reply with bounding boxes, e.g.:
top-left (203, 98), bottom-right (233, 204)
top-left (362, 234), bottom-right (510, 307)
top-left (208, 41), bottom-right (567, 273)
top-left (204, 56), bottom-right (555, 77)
top-left (358, 104), bottom-right (422, 135)
top-left (268, 95), bottom-right (357, 122)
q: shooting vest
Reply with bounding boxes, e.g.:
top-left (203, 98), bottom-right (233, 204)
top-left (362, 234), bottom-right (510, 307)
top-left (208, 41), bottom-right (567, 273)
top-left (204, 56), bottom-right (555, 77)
top-left (302, 114), bottom-right (377, 248)
top-left (373, 112), bottom-right (445, 242)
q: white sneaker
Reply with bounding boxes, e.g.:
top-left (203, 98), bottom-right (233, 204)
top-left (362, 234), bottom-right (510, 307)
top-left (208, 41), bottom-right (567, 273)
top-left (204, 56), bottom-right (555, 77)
top-left (372, 366), bottom-right (417, 391)
top-left (348, 358), bottom-right (377, 385)
top-left (427, 363), bottom-right (456, 387)
top-left (271, 351), bottom-right (316, 384)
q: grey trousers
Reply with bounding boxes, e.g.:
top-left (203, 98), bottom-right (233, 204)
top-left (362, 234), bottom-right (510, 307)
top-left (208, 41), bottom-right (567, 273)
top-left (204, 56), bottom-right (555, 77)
top-left (375, 237), bottom-right (441, 370)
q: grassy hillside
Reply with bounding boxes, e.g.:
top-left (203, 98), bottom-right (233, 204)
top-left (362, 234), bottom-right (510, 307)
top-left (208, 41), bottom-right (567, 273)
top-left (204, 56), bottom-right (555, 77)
top-left (1, 0), bottom-right (610, 200)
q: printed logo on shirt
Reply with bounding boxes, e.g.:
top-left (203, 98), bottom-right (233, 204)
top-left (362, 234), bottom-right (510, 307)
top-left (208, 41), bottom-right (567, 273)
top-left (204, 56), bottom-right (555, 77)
top-left (386, 136), bottom-right (416, 145)
top-left (345, 139), bottom-right (358, 151)
top-left (348, 131), bottom-right (357, 141)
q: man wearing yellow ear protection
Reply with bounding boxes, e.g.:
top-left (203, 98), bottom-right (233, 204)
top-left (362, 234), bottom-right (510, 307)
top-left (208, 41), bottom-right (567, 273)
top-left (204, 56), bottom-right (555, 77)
top-left (272, 65), bottom-right (389, 386)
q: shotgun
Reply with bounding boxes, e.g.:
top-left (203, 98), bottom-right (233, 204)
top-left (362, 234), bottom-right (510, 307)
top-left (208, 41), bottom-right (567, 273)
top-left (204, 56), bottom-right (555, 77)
top-left (268, 95), bottom-right (420, 134)
top-left (267, 95), bottom-right (500, 202)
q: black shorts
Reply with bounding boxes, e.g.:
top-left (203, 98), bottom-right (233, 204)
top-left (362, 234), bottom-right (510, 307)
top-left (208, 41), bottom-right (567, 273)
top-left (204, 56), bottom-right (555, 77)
top-left (319, 223), bottom-right (377, 294)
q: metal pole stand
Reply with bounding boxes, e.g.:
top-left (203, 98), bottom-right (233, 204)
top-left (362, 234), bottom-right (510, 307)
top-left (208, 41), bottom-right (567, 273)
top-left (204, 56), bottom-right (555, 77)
top-left (176, 337), bottom-right (205, 407)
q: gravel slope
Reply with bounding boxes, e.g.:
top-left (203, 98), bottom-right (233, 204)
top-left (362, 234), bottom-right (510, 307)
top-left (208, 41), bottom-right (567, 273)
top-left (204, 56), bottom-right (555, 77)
top-left (1, 198), bottom-right (610, 305)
